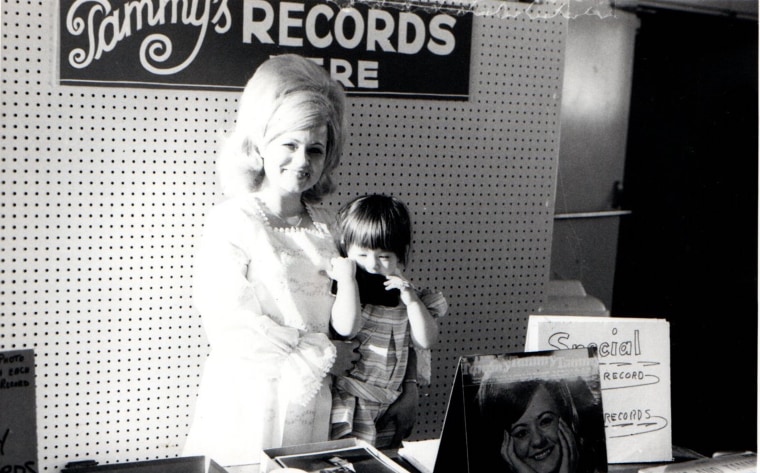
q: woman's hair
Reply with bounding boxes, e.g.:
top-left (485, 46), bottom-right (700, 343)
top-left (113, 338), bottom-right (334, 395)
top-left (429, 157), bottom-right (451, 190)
top-left (217, 54), bottom-right (346, 202)
top-left (477, 379), bottom-right (577, 432)
top-left (337, 194), bottom-right (412, 266)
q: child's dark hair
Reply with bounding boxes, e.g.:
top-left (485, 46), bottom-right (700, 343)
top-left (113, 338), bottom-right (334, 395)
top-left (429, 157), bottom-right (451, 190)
top-left (337, 194), bottom-right (412, 266)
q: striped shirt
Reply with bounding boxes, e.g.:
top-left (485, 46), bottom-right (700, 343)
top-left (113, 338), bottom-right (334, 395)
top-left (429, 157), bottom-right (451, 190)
top-left (331, 289), bottom-right (448, 446)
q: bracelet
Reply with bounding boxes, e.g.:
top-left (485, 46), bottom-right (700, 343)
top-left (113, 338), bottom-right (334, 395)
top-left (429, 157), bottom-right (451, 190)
top-left (403, 379), bottom-right (418, 384)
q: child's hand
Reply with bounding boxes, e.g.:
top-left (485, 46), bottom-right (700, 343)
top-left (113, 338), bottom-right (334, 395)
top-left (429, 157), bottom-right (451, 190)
top-left (385, 272), bottom-right (417, 305)
top-left (377, 380), bottom-right (418, 448)
top-left (328, 339), bottom-right (361, 376)
top-left (328, 257), bottom-right (356, 283)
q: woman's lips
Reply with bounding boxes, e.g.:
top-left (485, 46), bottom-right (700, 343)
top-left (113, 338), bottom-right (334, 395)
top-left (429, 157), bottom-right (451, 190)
top-left (531, 446), bottom-right (554, 461)
top-left (290, 168), bottom-right (311, 179)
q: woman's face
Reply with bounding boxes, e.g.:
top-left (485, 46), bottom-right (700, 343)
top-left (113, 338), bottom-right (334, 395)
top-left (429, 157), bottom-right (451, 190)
top-left (508, 384), bottom-right (563, 473)
top-left (259, 124), bottom-right (328, 197)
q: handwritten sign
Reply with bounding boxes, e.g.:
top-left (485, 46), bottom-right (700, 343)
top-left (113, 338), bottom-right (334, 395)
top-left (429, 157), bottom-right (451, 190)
top-left (525, 316), bottom-right (672, 463)
top-left (0, 349), bottom-right (37, 473)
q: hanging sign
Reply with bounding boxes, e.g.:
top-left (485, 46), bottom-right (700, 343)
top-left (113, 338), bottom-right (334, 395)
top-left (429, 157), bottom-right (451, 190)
top-left (59, 0), bottom-right (473, 100)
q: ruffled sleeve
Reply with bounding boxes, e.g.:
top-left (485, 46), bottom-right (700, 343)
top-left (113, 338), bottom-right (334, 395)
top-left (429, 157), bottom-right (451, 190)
top-left (412, 289), bottom-right (448, 386)
top-left (194, 201), bottom-right (336, 405)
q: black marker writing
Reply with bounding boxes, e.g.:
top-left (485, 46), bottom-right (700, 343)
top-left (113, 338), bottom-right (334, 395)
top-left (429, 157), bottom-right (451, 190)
top-left (0, 428), bottom-right (8, 455)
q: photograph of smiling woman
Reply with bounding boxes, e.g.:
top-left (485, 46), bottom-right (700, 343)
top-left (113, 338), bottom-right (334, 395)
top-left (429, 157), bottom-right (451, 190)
top-left (468, 355), bottom-right (607, 473)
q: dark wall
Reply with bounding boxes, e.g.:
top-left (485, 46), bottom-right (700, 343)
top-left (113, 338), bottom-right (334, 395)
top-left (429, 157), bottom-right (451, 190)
top-left (613, 9), bottom-right (758, 455)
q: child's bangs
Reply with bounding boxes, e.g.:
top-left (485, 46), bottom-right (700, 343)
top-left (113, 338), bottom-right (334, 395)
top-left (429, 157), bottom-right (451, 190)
top-left (343, 216), bottom-right (409, 264)
top-left (338, 194), bottom-right (412, 263)
top-left (346, 218), bottom-right (394, 251)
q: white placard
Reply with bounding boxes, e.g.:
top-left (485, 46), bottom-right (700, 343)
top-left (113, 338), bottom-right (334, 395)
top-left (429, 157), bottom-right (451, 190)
top-left (526, 315), bottom-right (672, 463)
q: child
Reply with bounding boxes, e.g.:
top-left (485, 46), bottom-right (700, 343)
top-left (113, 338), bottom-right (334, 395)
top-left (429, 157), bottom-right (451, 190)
top-left (329, 194), bottom-right (448, 448)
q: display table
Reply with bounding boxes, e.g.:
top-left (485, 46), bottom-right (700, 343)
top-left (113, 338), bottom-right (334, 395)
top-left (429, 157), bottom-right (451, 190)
top-left (222, 445), bottom-right (709, 473)
top-left (223, 448), bottom-right (421, 473)
top-left (224, 465), bottom-right (259, 473)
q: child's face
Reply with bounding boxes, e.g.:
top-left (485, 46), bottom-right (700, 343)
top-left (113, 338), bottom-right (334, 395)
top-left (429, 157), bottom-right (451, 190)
top-left (346, 245), bottom-right (400, 277)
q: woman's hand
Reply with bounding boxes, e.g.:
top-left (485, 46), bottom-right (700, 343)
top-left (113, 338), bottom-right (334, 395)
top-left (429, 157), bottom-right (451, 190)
top-left (500, 430), bottom-right (536, 473)
top-left (328, 339), bottom-right (360, 376)
top-left (377, 381), bottom-right (419, 448)
top-left (557, 418), bottom-right (578, 473)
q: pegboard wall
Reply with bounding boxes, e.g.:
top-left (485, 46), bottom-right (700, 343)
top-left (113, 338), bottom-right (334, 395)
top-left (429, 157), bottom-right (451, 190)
top-left (0, 1), bottom-right (566, 471)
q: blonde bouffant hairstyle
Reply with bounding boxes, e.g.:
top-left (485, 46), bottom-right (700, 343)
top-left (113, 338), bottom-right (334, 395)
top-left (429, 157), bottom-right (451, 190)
top-left (217, 54), bottom-right (346, 202)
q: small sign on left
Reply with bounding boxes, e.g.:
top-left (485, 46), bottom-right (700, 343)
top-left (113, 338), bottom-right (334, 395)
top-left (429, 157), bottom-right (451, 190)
top-left (0, 349), bottom-right (37, 473)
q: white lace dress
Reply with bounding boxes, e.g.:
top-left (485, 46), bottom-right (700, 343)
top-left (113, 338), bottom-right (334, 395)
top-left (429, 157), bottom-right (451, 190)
top-left (183, 194), bottom-right (339, 466)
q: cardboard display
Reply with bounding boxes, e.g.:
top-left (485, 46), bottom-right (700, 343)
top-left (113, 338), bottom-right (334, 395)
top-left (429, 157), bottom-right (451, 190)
top-left (434, 348), bottom-right (608, 473)
top-left (526, 315), bottom-right (672, 463)
top-left (0, 349), bottom-right (37, 473)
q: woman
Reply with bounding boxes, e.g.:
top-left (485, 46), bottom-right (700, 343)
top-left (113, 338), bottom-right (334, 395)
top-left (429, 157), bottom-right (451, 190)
top-left (477, 378), bottom-right (606, 473)
top-left (182, 54), bottom-right (357, 466)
